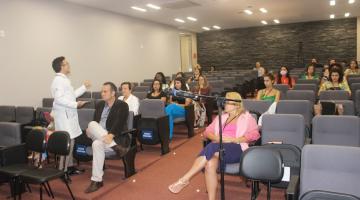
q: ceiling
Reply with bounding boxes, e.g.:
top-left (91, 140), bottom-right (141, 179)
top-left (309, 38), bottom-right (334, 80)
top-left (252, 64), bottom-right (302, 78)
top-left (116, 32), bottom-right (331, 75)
top-left (63, 0), bottom-right (360, 32)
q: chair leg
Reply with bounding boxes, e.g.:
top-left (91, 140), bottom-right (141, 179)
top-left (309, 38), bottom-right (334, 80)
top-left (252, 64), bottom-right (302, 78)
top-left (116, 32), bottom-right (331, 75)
top-left (26, 184), bottom-right (32, 193)
top-left (40, 184), bottom-right (43, 200)
top-left (9, 178), bottom-right (15, 200)
top-left (42, 183), bottom-right (51, 197)
top-left (267, 182), bottom-right (271, 200)
top-left (46, 182), bottom-right (55, 199)
top-left (63, 178), bottom-right (75, 200)
top-left (122, 146), bottom-right (136, 178)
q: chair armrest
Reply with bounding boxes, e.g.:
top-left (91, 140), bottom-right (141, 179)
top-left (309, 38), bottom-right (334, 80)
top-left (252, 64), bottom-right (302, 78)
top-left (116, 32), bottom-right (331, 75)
top-left (0, 143), bottom-right (27, 166)
top-left (120, 129), bottom-right (137, 136)
top-left (286, 175), bottom-right (300, 200)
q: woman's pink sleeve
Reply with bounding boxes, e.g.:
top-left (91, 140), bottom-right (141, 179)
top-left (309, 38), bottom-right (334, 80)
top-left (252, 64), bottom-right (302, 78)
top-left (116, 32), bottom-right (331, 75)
top-left (244, 116), bottom-right (260, 142)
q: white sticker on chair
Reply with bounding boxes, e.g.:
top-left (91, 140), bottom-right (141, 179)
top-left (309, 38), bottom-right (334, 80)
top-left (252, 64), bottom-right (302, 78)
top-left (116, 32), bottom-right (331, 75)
top-left (281, 167), bottom-right (290, 182)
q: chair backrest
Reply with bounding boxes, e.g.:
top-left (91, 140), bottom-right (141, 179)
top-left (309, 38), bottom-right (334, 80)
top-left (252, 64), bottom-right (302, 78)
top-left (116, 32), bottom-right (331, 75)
top-left (0, 122), bottom-right (21, 147)
top-left (276, 100), bottom-right (313, 127)
top-left (312, 115), bottom-right (360, 146)
top-left (0, 106), bottom-right (16, 122)
top-left (140, 82), bottom-right (152, 87)
top-left (42, 98), bottom-right (54, 108)
top-left (293, 84), bottom-right (318, 93)
top-left (262, 114), bottom-right (305, 148)
top-left (92, 91), bottom-right (101, 99)
top-left (77, 108), bottom-right (95, 131)
top-left (133, 91), bottom-right (148, 100)
top-left (350, 83), bottom-right (360, 100)
top-left (47, 131), bottom-right (71, 156)
top-left (320, 100), bottom-right (355, 115)
top-left (319, 90), bottom-right (350, 100)
top-left (240, 146), bottom-right (283, 183)
top-left (242, 99), bottom-right (273, 114)
top-left (134, 86), bottom-right (150, 92)
top-left (79, 91), bottom-right (91, 98)
top-left (127, 111), bottom-right (134, 129)
top-left (274, 84), bottom-right (289, 99)
top-left (77, 98), bottom-right (95, 109)
top-left (15, 106), bottom-right (35, 125)
top-left (301, 191), bottom-right (360, 200)
top-left (356, 90), bottom-right (360, 116)
top-left (286, 90), bottom-right (316, 104)
top-left (26, 129), bottom-right (46, 153)
top-left (348, 77), bottom-right (360, 88)
top-left (300, 145), bottom-right (360, 199)
top-left (296, 79), bottom-right (320, 85)
top-left (139, 99), bottom-right (166, 118)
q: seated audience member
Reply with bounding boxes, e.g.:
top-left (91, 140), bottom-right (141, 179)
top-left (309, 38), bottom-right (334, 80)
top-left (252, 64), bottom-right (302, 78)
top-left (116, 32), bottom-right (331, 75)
top-left (275, 65), bottom-right (296, 89)
top-left (165, 77), bottom-right (192, 140)
top-left (320, 66), bottom-right (330, 86)
top-left (169, 72), bottom-right (190, 90)
top-left (118, 82), bottom-right (140, 115)
top-left (255, 67), bottom-right (268, 91)
top-left (253, 61), bottom-right (266, 77)
top-left (192, 75), bottom-right (211, 128)
top-left (146, 79), bottom-right (167, 103)
top-left (194, 63), bottom-right (202, 71)
top-left (256, 73), bottom-right (280, 103)
top-left (154, 72), bottom-right (168, 90)
top-left (344, 59), bottom-right (360, 79)
top-left (168, 92), bottom-right (260, 200)
top-left (85, 82), bottom-right (129, 193)
top-left (210, 66), bottom-right (216, 72)
top-left (187, 67), bottom-right (202, 84)
top-left (318, 66), bottom-right (351, 96)
top-left (311, 58), bottom-right (323, 68)
top-left (300, 64), bottom-right (319, 80)
top-left (329, 58), bottom-right (336, 66)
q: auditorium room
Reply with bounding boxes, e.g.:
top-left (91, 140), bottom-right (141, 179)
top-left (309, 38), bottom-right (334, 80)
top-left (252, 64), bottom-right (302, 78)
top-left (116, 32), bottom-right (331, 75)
top-left (1, 0), bottom-right (360, 199)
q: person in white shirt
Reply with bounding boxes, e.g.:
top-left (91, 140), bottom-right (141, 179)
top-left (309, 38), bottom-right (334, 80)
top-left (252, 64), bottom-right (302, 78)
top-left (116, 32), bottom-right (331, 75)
top-left (50, 56), bottom-right (91, 182)
top-left (118, 82), bottom-right (139, 115)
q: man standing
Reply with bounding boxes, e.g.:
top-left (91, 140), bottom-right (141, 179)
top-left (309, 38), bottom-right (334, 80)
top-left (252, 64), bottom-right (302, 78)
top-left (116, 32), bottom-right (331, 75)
top-left (85, 82), bottom-right (130, 193)
top-left (51, 56), bottom-right (91, 181)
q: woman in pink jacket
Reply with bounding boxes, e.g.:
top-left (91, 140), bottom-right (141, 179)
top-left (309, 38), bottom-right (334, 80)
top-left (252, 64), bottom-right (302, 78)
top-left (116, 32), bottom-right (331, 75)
top-left (168, 92), bottom-right (260, 200)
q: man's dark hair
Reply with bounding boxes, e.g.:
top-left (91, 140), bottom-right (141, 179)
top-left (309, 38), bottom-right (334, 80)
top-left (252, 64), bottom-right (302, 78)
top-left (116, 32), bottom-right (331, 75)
top-left (120, 82), bottom-right (132, 91)
top-left (52, 56), bottom-right (65, 73)
top-left (103, 82), bottom-right (117, 93)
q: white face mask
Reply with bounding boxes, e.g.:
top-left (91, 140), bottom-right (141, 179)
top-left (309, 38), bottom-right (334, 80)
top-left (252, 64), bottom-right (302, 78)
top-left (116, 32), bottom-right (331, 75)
top-left (280, 70), bottom-right (287, 76)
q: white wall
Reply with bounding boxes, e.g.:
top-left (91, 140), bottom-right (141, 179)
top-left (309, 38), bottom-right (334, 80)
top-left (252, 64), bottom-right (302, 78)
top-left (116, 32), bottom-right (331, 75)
top-left (0, 0), bottom-right (181, 107)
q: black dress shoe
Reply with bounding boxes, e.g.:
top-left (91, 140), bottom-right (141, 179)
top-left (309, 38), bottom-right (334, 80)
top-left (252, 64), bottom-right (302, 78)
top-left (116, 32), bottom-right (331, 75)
top-left (84, 181), bottom-right (103, 193)
top-left (111, 145), bottom-right (129, 157)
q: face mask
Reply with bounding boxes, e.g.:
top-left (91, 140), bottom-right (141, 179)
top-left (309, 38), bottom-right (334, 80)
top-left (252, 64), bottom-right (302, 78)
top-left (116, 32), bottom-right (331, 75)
top-left (280, 70), bottom-right (287, 76)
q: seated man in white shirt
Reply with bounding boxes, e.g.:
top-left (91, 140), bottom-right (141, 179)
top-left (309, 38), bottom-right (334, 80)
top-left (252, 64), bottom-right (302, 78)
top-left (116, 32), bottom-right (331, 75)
top-left (118, 82), bottom-right (140, 115)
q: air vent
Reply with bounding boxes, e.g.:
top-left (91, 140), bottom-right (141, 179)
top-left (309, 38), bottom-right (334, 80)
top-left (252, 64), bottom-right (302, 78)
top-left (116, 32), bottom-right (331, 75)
top-left (162, 0), bottom-right (200, 9)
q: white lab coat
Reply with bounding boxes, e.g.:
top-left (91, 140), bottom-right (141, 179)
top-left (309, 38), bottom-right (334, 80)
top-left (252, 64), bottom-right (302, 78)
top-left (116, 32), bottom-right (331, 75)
top-left (51, 73), bottom-right (86, 139)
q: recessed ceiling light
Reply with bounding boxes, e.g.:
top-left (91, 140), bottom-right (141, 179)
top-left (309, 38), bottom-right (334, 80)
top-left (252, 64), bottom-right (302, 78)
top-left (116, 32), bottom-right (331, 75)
top-left (261, 20), bottom-right (268, 25)
top-left (213, 25), bottom-right (221, 29)
top-left (274, 19), bottom-right (280, 24)
top-left (345, 12), bottom-right (350, 17)
top-left (330, 14), bottom-right (335, 19)
top-left (348, 0), bottom-right (355, 4)
top-left (330, 0), bottom-right (336, 6)
top-left (244, 10), bottom-right (253, 15)
top-left (131, 6), bottom-right (147, 12)
top-left (146, 4), bottom-right (161, 10)
top-left (174, 18), bottom-right (185, 23)
top-left (202, 27), bottom-right (210, 31)
top-left (187, 17), bottom-right (197, 21)
top-left (259, 8), bottom-right (268, 13)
